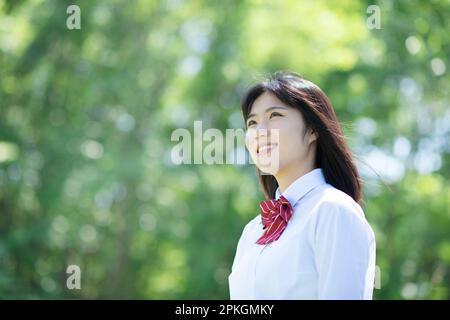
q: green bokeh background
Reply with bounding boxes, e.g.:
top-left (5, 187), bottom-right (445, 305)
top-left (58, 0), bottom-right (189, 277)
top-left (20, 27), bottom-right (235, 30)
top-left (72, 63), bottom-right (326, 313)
top-left (0, 0), bottom-right (449, 299)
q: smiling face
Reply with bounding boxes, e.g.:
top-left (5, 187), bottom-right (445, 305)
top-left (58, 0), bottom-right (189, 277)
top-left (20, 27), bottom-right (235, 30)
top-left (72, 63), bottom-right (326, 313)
top-left (245, 92), bottom-right (318, 180)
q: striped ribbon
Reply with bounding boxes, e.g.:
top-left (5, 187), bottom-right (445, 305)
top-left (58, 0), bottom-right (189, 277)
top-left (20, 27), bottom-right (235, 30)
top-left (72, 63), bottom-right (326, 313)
top-left (256, 195), bottom-right (293, 245)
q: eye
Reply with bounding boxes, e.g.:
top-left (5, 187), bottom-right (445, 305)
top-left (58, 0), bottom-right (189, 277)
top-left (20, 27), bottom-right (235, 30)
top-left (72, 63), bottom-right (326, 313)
top-left (270, 112), bottom-right (282, 119)
top-left (247, 119), bottom-right (257, 127)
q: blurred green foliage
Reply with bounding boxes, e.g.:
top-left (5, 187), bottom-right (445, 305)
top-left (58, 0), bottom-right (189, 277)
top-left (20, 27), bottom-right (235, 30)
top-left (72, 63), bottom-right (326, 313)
top-left (0, 0), bottom-right (449, 299)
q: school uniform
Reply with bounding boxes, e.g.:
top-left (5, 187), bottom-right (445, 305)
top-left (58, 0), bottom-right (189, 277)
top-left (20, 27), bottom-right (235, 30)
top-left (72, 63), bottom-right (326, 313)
top-left (228, 168), bottom-right (376, 299)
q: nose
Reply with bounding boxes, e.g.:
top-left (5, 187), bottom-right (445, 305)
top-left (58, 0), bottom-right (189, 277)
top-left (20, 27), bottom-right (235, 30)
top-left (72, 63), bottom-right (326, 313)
top-left (255, 119), bottom-right (269, 131)
top-left (255, 121), bottom-right (270, 140)
top-left (245, 120), bottom-right (274, 151)
top-left (245, 124), bottom-right (269, 151)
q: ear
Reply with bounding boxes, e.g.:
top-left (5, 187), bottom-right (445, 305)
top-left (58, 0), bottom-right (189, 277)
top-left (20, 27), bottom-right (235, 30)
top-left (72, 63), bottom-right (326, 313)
top-left (308, 128), bottom-right (318, 144)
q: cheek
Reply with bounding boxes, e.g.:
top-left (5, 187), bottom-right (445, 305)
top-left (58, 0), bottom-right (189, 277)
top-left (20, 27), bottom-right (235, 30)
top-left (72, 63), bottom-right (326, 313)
top-left (245, 130), bottom-right (257, 154)
top-left (272, 116), bottom-right (302, 139)
top-left (277, 127), bottom-right (308, 161)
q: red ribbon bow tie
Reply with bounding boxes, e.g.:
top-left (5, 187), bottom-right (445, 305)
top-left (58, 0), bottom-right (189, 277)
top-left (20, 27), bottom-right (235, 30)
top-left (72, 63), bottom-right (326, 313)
top-left (256, 195), bottom-right (294, 245)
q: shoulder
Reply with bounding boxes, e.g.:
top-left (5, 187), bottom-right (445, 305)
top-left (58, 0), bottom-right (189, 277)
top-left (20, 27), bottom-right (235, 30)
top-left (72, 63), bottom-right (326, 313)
top-left (237, 214), bottom-right (260, 238)
top-left (309, 184), bottom-right (375, 241)
top-left (233, 214), bottom-right (260, 252)
top-left (311, 184), bottom-right (365, 219)
top-left (244, 214), bottom-right (261, 231)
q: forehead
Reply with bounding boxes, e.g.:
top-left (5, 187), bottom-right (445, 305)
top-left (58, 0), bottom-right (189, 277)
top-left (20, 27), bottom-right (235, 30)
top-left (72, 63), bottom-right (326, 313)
top-left (250, 92), bottom-right (288, 114)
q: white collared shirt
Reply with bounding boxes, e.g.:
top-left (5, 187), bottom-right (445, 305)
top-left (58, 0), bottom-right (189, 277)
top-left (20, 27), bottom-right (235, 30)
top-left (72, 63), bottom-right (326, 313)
top-left (228, 168), bottom-right (376, 300)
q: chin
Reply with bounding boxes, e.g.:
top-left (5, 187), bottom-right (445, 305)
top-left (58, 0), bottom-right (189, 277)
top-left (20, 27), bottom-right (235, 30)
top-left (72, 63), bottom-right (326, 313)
top-left (252, 151), bottom-right (281, 172)
top-left (256, 163), bottom-right (282, 176)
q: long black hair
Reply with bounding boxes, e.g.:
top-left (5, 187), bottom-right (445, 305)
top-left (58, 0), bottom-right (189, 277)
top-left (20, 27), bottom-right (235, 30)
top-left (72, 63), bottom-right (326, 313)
top-left (241, 71), bottom-right (362, 203)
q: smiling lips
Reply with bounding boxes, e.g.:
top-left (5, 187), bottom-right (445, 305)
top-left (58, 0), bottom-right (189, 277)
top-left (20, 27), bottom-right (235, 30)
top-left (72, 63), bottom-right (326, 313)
top-left (257, 143), bottom-right (278, 155)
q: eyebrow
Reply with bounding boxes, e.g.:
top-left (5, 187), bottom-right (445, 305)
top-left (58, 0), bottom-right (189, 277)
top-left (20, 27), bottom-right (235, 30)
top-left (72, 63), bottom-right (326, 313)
top-left (247, 105), bottom-right (289, 120)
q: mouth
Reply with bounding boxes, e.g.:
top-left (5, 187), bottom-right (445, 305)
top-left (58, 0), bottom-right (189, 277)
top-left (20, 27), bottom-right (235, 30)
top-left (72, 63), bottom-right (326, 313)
top-left (257, 143), bottom-right (277, 155)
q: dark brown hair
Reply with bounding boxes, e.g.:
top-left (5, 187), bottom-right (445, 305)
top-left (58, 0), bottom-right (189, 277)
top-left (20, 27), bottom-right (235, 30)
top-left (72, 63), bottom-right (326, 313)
top-left (241, 71), bottom-right (362, 203)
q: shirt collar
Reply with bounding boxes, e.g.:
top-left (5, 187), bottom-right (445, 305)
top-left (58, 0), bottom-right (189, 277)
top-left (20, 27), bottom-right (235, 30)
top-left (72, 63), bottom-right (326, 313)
top-left (275, 168), bottom-right (326, 206)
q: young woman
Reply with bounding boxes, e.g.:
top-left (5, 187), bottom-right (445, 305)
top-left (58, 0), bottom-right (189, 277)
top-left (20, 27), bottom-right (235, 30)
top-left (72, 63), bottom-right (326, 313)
top-left (228, 71), bottom-right (376, 300)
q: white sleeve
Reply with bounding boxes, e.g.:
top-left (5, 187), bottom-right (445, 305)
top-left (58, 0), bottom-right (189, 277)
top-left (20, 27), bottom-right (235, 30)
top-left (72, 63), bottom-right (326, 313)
top-left (313, 200), bottom-right (376, 300)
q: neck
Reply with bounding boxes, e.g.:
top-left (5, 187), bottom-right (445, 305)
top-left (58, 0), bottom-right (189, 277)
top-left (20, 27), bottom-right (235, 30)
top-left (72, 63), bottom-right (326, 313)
top-left (275, 160), bottom-right (316, 193)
